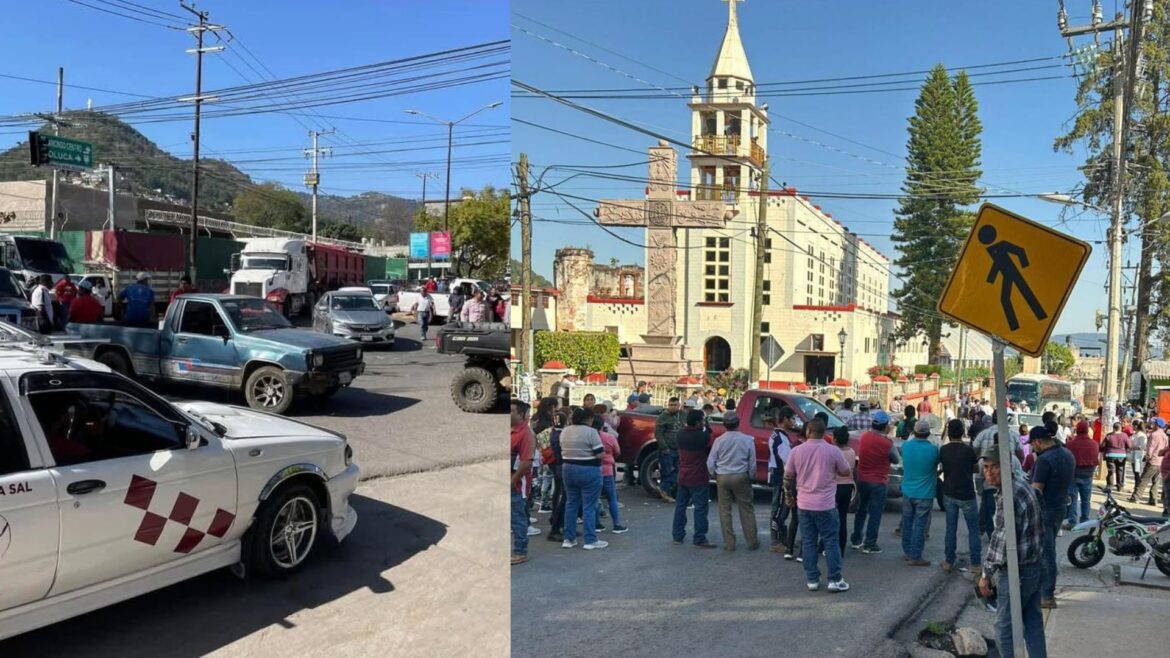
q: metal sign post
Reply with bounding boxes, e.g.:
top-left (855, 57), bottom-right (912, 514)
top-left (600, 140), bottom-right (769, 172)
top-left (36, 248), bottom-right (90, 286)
top-left (992, 337), bottom-right (1025, 657)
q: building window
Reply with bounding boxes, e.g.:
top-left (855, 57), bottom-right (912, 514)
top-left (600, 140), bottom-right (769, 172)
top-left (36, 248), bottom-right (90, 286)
top-left (811, 334), bottom-right (824, 351)
top-left (763, 280), bottom-right (771, 305)
top-left (704, 236), bottom-right (731, 302)
top-left (761, 321), bottom-right (770, 334)
top-left (765, 238), bottom-right (772, 264)
top-left (718, 78), bottom-right (728, 89)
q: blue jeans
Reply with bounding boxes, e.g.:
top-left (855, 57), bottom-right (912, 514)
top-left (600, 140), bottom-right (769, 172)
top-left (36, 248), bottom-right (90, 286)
top-left (511, 490), bottom-right (529, 555)
top-left (601, 475), bottom-right (621, 525)
top-left (1067, 475), bottom-right (1092, 524)
top-left (901, 497), bottom-right (933, 560)
top-left (996, 561), bottom-right (1047, 658)
top-left (850, 481), bottom-right (887, 548)
top-left (943, 495), bottom-right (981, 567)
top-left (673, 484), bottom-right (710, 544)
top-left (979, 487), bottom-right (997, 539)
top-left (658, 450), bottom-right (677, 496)
top-left (799, 508), bottom-right (843, 583)
top-left (419, 312), bottom-right (430, 339)
top-left (562, 463), bottom-right (602, 544)
top-left (1041, 507), bottom-right (1065, 599)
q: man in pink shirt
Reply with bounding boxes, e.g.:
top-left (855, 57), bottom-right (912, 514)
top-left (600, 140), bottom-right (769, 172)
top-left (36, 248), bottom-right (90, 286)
top-left (784, 419), bottom-right (853, 593)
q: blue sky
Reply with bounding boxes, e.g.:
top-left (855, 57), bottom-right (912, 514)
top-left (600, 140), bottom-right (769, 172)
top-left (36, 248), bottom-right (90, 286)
top-left (0, 0), bottom-right (509, 204)
top-left (511, 0), bottom-right (1129, 334)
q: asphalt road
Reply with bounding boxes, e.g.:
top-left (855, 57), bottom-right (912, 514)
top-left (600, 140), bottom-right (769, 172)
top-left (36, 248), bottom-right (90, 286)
top-left (1, 461), bottom-right (509, 657)
top-left (513, 483), bottom-right (969, 658)
top-left (162, 317), bottom-right (507, 478)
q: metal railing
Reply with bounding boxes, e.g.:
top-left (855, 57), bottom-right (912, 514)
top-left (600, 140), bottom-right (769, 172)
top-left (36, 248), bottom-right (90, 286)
top-left (694, 133), bottom-right (740, 156)
top-left (143, 209), bottom-right (364, 250)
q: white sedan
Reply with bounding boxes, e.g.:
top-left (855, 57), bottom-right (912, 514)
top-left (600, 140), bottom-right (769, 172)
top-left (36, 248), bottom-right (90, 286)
top-left (0, 336), bottom-right (359, 640)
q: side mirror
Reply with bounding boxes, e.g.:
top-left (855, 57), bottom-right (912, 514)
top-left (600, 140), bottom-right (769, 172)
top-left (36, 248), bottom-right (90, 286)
top-left (212, 325), bottom-right (230, 342)
top-left (185, 425), bottom-right (201, 450)
top-left (229, 254), bottom-right (241, 273)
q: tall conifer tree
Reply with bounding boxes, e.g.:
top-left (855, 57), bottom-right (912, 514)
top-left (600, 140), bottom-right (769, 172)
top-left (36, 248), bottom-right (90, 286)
top-left (891, 65), bottom-right (983, 364)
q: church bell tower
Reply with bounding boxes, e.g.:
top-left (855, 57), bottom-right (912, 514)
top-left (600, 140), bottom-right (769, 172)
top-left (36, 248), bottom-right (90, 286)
top-left (689, 0), bottom-right (769, 204)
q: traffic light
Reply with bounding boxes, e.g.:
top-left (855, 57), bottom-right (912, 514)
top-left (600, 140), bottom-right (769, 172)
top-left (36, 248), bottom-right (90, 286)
top-left (27, 131), bottom-right (49, 167)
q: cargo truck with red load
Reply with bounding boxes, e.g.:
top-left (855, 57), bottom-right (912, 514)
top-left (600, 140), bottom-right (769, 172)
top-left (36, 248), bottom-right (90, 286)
top-left (79, 230), bottom-right (186, 315)
top-left (228, 238), bottom-right (365, 317)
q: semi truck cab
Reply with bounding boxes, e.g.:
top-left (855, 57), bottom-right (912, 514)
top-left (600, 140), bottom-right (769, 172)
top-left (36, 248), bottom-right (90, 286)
top-left (228, 239), bottom-right (310, 316)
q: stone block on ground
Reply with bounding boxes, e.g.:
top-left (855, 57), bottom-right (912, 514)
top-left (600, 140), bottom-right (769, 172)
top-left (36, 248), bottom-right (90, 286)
top-left (950, 627), bottom-right (987, 657)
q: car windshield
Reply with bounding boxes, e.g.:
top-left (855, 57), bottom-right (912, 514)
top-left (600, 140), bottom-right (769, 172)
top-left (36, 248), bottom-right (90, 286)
top-left (219, 298), bottom-right (292, 331)
top-left (370, 284), bottom-right (390, 295)
top-left (15, 238), bottom-right (74, 274)
top-left (242, 255), bottom-right (288, 270)
top-left (1006, 382), bottom-right (1039, 410)
top-left (331, 295), bottom-right (378, 310)
top-left (792, 395), bottom-right (846, 428)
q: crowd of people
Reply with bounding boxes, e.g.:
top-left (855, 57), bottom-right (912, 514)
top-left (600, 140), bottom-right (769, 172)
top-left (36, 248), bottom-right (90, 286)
top-left (410, 280), bottom-right (510, 342)
top-left (26, 271), bottom-right (199, 333)
top-left (511, 383), bottom-right (1170, 657)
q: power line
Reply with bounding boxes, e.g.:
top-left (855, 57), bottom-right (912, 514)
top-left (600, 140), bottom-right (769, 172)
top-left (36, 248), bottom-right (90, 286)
top-left (63, 0), bottom-right (183, 29)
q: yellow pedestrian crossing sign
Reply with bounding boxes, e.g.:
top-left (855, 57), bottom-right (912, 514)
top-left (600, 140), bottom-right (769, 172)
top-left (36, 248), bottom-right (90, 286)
top-left (937, 203), bottom-right (1091, 357)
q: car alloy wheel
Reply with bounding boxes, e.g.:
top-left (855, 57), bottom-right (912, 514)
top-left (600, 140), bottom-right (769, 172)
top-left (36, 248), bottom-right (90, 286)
top-left (253, 374), bottom-right (285, 407)
top-left (269, 495), bottom-right (319, 569)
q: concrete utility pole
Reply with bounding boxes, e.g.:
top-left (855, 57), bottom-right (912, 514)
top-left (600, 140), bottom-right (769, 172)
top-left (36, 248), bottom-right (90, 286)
top-left (748, 161), bottom-right (769, 384)
top-left (106, 163), bottom-right (115, 230)
top-left (50, 67), bottom-right (62, 240)
top-left (957, 325), bottom-right (967, 394)
top-left (180, 2), bottom-right (225, 281)
top-left (304, 129), bottom-right (334, 242)
top-left (1057, 0), bottom-right (1142, 427)
top-left (516, 154), bottom-right (534, 378)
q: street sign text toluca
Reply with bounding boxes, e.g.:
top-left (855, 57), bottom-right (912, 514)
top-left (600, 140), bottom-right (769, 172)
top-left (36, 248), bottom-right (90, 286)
top-left (28, 131), bottom-right (93, 172)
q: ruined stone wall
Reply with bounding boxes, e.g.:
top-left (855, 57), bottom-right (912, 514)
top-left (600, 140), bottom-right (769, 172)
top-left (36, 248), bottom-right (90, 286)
top-left (553, 247), bottom-right (593, 332)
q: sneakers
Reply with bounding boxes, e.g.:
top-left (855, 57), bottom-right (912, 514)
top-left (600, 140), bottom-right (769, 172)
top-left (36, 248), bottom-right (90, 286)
top-left (660, 493), bottom-right (676, 503)
top-left (907, 559), bottom-right (931, 567)
top-left (1061, 520), bottom-right (1073, 531)
top-left (784, 553), bottom-right (795, 561)
top-left (511, 554), bottom-right (528, 565)
top-left (828, 579), bottom-right (850, 593)
top-left (860, 545), bottom-right (883, 554)
top-left (561, 539), bottom-right (577, 549)
top-left (583, 540), bottom-right (609, 550)
top-left (529, 517), bottom-right (538, 524)
top-left (547, 531), bottom-right (563, 542)
top-left (850, 543), bottom-right (864, 551)
top-left (527, 526), bottom-right (542, 536)
top-left (941, 561), bottom-right (953, 573)
top-left (612, 525), bottom-right (629, 534)
top-left (807, 582), bottom-right (820, 591)
top-left (672, 539), bottom-right (684, 545)
top-left (595, 525), bottom-right (607, 533)
top-left (538, 504), bottom-right (553, 514)
top-left (796, 556), bottom-right (804, 563)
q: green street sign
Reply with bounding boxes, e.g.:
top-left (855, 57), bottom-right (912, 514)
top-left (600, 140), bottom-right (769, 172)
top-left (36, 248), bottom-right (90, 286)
top-left (28, 131), bottom-right (93, 171)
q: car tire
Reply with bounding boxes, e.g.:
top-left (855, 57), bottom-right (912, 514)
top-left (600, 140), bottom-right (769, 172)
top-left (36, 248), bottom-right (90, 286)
top-left (639, 451), bottom-right (661, 498)
top-left (244, 366), bottom-right (295, 414)
top-left (248, 483), bottom-right (323, 577)
top-left (1067, 535), bottom-right (1105, 569)
top-left (96, 350), bottom-right (133, 377)
top-left (450, 366), bottom-right (497, 413)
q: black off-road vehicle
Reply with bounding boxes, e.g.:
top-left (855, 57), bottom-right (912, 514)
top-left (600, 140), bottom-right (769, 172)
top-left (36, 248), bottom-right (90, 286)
top-left (435, 321), bottom-right (510, 413)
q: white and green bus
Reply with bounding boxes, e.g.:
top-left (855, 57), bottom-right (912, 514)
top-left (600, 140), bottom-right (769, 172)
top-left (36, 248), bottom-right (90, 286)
top-left (1006, 373), bottom-right (1075, 416)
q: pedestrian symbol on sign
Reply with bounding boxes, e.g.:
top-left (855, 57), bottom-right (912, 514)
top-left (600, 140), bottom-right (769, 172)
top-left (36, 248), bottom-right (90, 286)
top-left (978, 224), bottom-right (1048, 331)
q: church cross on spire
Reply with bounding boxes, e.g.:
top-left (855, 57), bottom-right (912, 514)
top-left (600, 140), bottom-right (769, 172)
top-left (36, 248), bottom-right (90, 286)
top-left (723, 0), bottom-right (743, 26)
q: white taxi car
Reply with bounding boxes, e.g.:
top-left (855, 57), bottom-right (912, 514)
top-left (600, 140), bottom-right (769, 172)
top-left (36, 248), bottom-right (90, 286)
top-left (0, 322), bottom-right (359, 640)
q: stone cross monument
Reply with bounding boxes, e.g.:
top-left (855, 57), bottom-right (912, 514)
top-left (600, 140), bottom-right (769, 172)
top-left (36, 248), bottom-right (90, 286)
top-left (595, 141), bottom-right (736, 342)
top-left (593, 141), bottom-right (737, 384)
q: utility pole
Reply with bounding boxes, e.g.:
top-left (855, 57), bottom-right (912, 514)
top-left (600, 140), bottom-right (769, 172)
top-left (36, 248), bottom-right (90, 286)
top-left (106, 163), bottom-right (115, 229)
top-left (1058, 0), bottom-right (1140, 427)
top-left (50, 67), bottom-right (62, 240)
top-left (517, 154), bottom-right (534, 379)
top-left (749, 161), bottom-right (769, 384)
top-left (304, 129), bottom-right (334, 242)
top-left (180, 3), bottom-right (225, 281)
top-left (957, 325), bottom-right (967, 394)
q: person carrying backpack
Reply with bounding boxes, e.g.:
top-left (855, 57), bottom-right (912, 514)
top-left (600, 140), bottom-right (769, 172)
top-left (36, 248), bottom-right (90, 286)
top-left (896, 405), bottom-right (917, 441)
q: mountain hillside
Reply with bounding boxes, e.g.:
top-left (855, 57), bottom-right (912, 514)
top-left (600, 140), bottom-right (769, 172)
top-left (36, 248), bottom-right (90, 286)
top-left (0, 112), bottom-right (418, 242)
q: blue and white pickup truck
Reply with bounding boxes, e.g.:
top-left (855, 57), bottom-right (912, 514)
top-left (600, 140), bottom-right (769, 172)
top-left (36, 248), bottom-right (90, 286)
top-left (66, 294), bottom-right (365, 414)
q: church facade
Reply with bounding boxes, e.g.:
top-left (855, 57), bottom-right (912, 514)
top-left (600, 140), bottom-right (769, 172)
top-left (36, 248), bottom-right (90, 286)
top-left (555, 0), bottom-right (931, 386)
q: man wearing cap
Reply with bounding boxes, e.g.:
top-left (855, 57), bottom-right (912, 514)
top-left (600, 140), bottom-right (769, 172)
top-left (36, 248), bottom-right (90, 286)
top-left (635, 392), bottom-right (655, 412)
top-left (846, 400), bottom-right (873, 432)
top-left (901, 418), bottom-right (940, 566)
top-left (67, 279), bottom-right (105, 324)
top-left (707, 410), bottom-right (758, 551)
top-left (1029, 424), bottom-right (1075, 609)
top-left (851, 410), bottom-right (898, 553)
top-left (118, 272), bottom-right (156, 327)
top-left (1065, 420), bottom-right (1099, 528)
top-left (1131, 417), bottom-right (1167, 506)
top-left (626, 393), bottom-right (639, 411)
top-left (979, 445), bottom-right (1046, 658)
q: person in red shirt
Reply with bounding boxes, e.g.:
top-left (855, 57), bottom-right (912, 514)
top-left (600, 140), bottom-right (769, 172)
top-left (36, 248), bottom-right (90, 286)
top-left (850, 410), bottom-right (898, 553)
top-left (423, 277), bottom-right (437, 293)
top-left (1064, 421), bottom-right (1099, 527)
top-left (169, 274), bottom-right (197, 307)
top-left (66, 280), bottom-right (105, 324)
top-left (511, 400), bottom-right (537, 565)
top-left (1101, 422), bottom-right (1133, 490)
top-left (53, 276), bottom-right (78, 330)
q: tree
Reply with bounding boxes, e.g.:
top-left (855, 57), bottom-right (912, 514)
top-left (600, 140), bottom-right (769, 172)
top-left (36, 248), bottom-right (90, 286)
top-left (1055, 2), bottom-right (1170, 395)
top-left (1044, 342), bottom-right (1077, 377)
top-left (510, 258), bottom-right (552, 288)
top-left (233, 183), bottom-right (308, 232)
top-left (318, 220), bottom-right (364, 241)
top-left (891, 65), bottom-right (984, 364)
top-left (415, 185), bottom-right (508, 280)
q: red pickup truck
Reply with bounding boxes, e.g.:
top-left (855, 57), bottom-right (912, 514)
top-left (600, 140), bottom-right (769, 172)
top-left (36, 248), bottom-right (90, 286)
top-left (616, 388), bottom-right (904, 501)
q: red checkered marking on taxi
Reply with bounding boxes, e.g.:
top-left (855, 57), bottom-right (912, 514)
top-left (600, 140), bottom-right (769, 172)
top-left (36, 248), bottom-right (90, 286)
top-left (124, 475), bottom-right (235, 553)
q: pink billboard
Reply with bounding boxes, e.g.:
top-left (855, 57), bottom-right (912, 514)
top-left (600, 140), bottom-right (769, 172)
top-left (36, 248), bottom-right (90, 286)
top-left (430, 232), bottom-right (451, 259)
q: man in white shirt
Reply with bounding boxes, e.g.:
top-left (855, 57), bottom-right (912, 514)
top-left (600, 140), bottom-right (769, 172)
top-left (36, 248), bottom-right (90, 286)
top-left (412, 289), bottom-right (435, 341)
top-left (29, 274), bottom-right (54, 334)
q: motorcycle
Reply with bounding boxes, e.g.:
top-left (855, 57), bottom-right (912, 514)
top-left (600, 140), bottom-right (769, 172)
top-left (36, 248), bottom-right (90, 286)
top-left (1066, 487), bottom-right (1170, 578)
